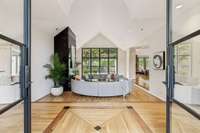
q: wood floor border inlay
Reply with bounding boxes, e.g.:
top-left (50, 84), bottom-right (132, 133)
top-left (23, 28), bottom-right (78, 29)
top-left (37, 101), bottom-right (164, 104)
top-left (69, 106), bottom-right (125, 109)
top-left (127, 106), bottom-right (153, 133)
top-left (43, 106), bottom-right (154, 133)
top-left (43, 106), bottom-right (69, 133)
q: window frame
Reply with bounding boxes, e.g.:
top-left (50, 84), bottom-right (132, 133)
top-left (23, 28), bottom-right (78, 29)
top-left (82, 48), bottom-right (118, 77)
top-left (136, 56), bottom-right (150, 73)
top-left (174, 43), bottom-right (192, 78)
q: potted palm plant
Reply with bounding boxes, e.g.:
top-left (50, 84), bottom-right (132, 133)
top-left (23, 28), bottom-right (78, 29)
top-left (44, 53), bottom-right (66, 96)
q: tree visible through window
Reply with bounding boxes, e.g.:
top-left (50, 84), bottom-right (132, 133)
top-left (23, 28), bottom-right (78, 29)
top-left (136, 56), bottom-right (149, 73)
top-left (82, 48), bottom-right (118, 77)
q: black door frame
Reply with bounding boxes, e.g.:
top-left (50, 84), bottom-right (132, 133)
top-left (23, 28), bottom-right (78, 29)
top-left (23, 0), bottom-right (32, 133)
top-left (166, 0), bottom-right (173, 132)
top-left (166, 0), bottom-right (200, 133)
top-left (0, 34), bottom-right (24, 115)
top-left (0, 0), bottom-right (31, 133)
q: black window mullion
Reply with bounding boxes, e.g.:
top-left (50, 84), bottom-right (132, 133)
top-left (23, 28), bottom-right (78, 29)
top-left (0, 34), bottom-right (24, 47)
top-left (99, 48), bottom-right (101, 74)
top-left (82, 48), bottom-right (118, 76)
top-left (108, 48), bottom-right (110, 74)
top-left (90, 49), bottom-right (92, 75)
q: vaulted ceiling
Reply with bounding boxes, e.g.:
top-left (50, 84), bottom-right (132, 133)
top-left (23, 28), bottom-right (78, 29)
top-left (0, 0), bottom-right (199, 50)
top-left (32, 0), bottom-right (165, 49)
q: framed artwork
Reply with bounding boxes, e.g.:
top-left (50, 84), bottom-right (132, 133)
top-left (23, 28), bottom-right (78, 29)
top-left (153, 51), bottom-right (165, 70)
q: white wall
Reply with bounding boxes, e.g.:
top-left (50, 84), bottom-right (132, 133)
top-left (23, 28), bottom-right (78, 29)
top-left (31, 28), bottom-right (54, 101)
top-left (76, 33), bottom-right (127, 76)
top-left (136, 28), bottom-right (166, 100)
top-left (126, 48), bottom-right (136, 79)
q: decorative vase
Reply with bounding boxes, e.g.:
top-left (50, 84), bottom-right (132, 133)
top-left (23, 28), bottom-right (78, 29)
top-left (50, 86), bottom-right (63, 96)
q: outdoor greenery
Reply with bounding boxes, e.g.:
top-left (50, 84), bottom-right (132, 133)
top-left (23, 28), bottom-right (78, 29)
top-left (44, 53), bottom-right (66, 87)
top-left (137, 57), bottom-right (149, 72)
top-left (82, 48), bottom-right (118, 76)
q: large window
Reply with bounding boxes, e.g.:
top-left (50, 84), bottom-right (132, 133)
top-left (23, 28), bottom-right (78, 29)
top-left (136, 56), bottom-right (149, 73)
top-left (82, 48), bottom-right (118, 77)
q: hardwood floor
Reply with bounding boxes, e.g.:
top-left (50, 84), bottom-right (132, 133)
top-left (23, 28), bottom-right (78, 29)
top-left (135, 74), bottom-right (149, 90)
top-left (0, 104), bottom-right (8, 110)
top-left (0, 86), bottom-right (199, 133)
top-left (38, 87), bottom-right (161, 103)
top-left (46, 106), bottom-right (153, 133)
top-left (172, 104), bottom-right (200, 133)
top-left (0, 102), bottom-right (165, 133)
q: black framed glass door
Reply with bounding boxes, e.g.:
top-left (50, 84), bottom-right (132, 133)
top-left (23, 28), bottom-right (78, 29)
top-left (166, 0), bottom-right (200, 133)
top-left (0, 0), bottom-right (31, 133)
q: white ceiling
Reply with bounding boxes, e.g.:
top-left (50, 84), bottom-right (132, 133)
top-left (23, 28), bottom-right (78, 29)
top-left (0, 0), bottom-right (199, 50)
top-left (32, 0), bottom-right (165, 49)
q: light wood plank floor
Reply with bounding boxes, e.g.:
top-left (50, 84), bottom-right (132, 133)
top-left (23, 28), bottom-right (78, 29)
top-left (38, 87), bottom-right (161, 103)
top-left (0, 86), bottom-right (199, 133)
top-left (0, 104), bottom-right (8, 110)
top-left (172, 104), bottom-right (200, 133)
top-left (0, 102), bottom-right (165, 133)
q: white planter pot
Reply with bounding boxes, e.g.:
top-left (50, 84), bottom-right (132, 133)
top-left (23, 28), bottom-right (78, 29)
top-left (51, 86), bottom-right (63, 96)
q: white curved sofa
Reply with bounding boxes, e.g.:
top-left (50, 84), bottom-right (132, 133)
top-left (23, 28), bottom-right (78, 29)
top-left (71, 79), bottom-right (133, 97)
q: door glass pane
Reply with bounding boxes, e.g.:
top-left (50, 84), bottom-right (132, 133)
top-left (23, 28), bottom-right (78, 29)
top-left (0, 102), bottom-right (24, 132)
top-left (172, 35), bottom-right (200, 132)
top-left (0, 39), bottom-right (21, 109)
top-left (0, 0), bottom-right (24, 42)
top-left (172, 0), bottom-right (200, 41)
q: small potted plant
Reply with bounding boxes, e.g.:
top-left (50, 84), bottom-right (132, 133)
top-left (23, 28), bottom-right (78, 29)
top-left (44, 53), bottom-right (66, 96)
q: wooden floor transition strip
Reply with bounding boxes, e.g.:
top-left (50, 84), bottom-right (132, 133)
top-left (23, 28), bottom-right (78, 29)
top-left (43, 106), bottom-right (69, 133)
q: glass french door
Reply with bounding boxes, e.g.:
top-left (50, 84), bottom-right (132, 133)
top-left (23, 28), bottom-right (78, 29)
top-left (0, 0), bottom-right (31, 133)
top-left (166, 0), bottom-right (200, 133)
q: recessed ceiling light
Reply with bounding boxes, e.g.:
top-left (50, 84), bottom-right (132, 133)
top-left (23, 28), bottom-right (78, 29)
top-left (176, 4), bottom-right (183, 9)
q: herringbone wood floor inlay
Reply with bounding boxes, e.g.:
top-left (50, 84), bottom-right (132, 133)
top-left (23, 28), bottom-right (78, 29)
top-left (44, 106), bottom-right (153, 133)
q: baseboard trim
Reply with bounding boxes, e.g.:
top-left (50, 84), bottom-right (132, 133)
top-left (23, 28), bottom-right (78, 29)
top-left (135, 84), bottom-right (166, 102)
top-left (33, 93), bottom-right (50, 103)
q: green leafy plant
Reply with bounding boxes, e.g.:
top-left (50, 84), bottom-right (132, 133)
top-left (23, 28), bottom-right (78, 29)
top-left (44, 53), bottom-right (66, 87)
